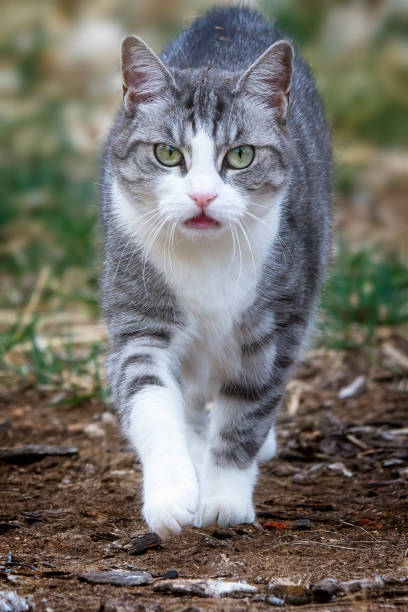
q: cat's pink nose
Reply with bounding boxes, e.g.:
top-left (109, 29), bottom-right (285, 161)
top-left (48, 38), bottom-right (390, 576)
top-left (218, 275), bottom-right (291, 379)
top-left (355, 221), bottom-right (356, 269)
top-left (188, 192), bottom-right (217, 210)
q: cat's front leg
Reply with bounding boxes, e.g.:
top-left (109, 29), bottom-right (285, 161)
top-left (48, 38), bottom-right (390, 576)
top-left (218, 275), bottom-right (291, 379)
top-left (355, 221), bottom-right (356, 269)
top-left (195, 385), bottom-right (283, 528)
top-left (111, 346), bottom-right (198, 538)
top-left (130, 385), bottom-right (198, 538)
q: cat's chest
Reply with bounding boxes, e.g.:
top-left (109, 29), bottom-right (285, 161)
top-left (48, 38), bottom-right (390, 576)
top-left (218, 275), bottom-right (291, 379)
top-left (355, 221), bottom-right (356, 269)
top-left (169, 257), bottom-right (257, 389)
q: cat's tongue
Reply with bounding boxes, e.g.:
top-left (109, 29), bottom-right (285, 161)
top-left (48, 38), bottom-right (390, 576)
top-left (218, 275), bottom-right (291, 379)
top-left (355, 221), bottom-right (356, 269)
top-left (185, 212), bottom-right (220, 229)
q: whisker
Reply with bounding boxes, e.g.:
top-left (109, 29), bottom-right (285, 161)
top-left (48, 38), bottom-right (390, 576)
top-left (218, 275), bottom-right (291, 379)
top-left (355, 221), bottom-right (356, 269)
top-left (237, 219), bottom-right (257, 281)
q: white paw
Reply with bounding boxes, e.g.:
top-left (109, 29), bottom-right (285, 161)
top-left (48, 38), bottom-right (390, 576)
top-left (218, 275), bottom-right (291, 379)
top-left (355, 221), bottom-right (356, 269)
top-left (143, 478), bottom-right (199, 539)
top-left (194, 494), bottom-right (255, 528)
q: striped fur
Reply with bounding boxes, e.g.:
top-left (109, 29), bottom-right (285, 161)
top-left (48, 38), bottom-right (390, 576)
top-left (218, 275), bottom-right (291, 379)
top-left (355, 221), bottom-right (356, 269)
top-left (100, 7), bottom-right (332, 537)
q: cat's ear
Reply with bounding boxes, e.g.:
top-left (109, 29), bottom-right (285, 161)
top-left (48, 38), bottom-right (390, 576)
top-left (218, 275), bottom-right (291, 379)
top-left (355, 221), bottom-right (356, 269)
top-left (237, 41), bottom-right (293, 115)
top-left (121, 35), bottom-right (174, 112)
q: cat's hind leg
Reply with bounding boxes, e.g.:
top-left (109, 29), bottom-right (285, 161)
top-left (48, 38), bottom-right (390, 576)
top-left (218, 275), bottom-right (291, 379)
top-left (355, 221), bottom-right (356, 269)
top-left (184, 392), bottom-right (209, 472)
top-left (257, 426), bottom-right (277, 463)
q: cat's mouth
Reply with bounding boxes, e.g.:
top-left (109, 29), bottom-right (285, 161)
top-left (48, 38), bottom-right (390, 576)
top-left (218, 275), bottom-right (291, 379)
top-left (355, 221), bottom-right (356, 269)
top-left (184, 212), bottom-right (221, 230)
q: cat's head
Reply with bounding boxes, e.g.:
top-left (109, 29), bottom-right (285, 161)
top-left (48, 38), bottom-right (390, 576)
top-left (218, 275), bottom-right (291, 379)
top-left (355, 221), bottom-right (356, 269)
top-left (109, 35), bottom-right (293, 244)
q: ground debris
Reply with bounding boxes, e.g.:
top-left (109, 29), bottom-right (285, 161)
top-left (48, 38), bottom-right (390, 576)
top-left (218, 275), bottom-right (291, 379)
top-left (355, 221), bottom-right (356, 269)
top-left (269, 584), bottom-right (310, 606)
top-left (153, 578), bottom-right (257, 598)
top-left (309, 577), bottom-right (342, 602)
top-left (21, 509), bottom-right (69, 523)
top-left (78, 570), bottom-right (153, 586)
top-left (338, 375), bottom-right (367, 399)
top-left (0, 444), bottom-right (78, 464)
top-left (291, 518), bottom-right (312, 530)
top-left (309, 574), bottom-right (408, 603)
top-left (0, 590), bottom-right (30, 612)
top-left (128, 532), bottom-right (161, 554)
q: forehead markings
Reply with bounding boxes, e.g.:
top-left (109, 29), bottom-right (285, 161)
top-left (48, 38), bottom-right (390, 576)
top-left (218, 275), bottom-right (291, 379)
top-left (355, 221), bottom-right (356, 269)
top-left (190, 130), bottom-right (216, 172)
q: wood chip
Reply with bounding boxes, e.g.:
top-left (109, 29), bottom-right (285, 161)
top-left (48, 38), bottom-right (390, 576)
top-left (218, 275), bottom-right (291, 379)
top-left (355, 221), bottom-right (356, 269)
top-left (338, 375), bottom-right (367, 399)
top-left (128, 532), bottom-right (160, 554)
top-left (383, 343), bottom-right (408, 371)
top-left (0, 445), bottom-right (78, 463)
top-left (78, 570), bottom-right (153, 586)
top-left (153, 578), bottom-right (257, 598)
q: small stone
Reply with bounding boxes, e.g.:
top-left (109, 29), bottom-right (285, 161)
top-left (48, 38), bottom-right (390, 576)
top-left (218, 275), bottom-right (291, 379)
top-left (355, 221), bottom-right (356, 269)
top-left (84, 423), bottom-right (105, 438)
top-left (162, 570), bottom-right (178, 579)
top-left (101, 411), bottom-right (116, 424)
top-left (266, 595), bottom-right (285, 606)
top-left (254, 576), bottom-right (263, 584)
top-left (78, 570), bottom-right (153, 586)
top-left (291, 518), bottom-right (312, 530)
top-left (11, 408), bottom-right (24, 419)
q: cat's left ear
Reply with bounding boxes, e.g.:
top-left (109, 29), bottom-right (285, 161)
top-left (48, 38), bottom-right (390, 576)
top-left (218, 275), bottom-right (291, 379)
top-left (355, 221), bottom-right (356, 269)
top-left (121, 35), bottom-right (174, 112)
top-left (237, 41), bottom-right (293, 115)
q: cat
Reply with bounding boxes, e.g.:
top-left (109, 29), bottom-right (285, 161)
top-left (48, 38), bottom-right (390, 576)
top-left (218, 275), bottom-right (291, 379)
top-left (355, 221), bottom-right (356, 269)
top-left (99, 7), bottom-right (332, 538)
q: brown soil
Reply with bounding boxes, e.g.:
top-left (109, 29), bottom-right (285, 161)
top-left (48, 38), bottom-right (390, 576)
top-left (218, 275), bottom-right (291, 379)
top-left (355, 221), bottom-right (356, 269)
top-left (1, 338), bottom-right (408, 611)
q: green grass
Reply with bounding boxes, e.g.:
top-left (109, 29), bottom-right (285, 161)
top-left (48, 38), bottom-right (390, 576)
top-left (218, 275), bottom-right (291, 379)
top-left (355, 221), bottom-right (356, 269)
top-left (0, 317), bottom-right (107, 403)
top-left (321, 246), bottom-right (408, 349)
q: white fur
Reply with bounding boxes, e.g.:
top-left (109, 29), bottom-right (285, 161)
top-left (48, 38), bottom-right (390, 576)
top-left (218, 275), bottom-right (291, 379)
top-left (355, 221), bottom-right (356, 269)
top-left (195, 458), bottom-right (257, 528)
top-left (113, 129), bottom-right (283, 536)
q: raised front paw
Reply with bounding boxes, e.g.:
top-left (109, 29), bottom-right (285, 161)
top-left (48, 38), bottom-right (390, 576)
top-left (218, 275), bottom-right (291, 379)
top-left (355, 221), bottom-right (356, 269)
top-left (143, 478), bottom-right (199, 539)
top-left (194, 494), bottom-right (255, 528)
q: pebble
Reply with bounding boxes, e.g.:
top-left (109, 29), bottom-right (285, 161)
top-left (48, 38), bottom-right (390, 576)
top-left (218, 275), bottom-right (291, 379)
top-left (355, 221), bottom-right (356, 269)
top-left (162, 570), bottom-right (178, 579)
top-left (291, 518), bottom-right (312, 530)
top-left (266, 594), bottom-right (285, 606)
top-left (327, 462), bottom-right (353, 478)
top-left (84, 423), bottom-right (105, 438)
top-left (101, 411), bottom-right (116, 425)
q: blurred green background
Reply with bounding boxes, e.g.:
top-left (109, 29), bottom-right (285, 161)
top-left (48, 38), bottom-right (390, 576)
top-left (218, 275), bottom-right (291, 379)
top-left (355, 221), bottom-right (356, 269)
top-left (1, 0), bottom-right (408, 398)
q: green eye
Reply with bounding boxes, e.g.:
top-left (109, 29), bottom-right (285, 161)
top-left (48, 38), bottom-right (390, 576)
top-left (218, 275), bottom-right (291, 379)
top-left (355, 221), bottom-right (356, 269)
top-left (225, 145), bottom-right (254, 169)
top-left (154, 143), bottom-right (183, 167)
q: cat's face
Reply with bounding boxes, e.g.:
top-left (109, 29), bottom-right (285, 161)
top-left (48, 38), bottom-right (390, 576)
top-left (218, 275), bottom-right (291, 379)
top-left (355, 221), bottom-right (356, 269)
top-left (110, 37), bottom-right (293, 244)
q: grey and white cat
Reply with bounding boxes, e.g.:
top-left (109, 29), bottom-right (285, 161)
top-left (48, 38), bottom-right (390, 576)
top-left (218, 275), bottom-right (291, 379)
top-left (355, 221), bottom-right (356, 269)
top-left (100, 7), bottom-right (332, 538)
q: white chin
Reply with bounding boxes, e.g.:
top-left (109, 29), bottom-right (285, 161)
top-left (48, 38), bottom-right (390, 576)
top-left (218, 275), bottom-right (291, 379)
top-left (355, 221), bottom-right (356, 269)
top-left (178, 223), bottom-right (226, 240)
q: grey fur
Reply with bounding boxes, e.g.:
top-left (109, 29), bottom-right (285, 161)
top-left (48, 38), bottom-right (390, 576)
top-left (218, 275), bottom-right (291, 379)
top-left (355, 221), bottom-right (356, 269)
top-left (100, 7), bottom-right (332, 469)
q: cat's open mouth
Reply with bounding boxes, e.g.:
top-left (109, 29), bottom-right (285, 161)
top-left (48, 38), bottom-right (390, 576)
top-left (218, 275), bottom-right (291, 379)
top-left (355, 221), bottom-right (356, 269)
top-left (184, 212), bottom-right (221, 230)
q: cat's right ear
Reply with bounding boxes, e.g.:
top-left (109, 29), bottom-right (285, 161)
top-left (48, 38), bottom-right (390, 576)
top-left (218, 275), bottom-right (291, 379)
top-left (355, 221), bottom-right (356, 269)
top-left (121, 35), bottom-right (174, 113)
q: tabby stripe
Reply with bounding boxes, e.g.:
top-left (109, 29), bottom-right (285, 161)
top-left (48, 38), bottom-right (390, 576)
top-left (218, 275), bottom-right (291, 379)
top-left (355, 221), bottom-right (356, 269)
top-left (220, 378), bottom-right (275, 402)
top-left (121, 353), bottom-right (153, 369)
top-left (115, 328), bottom-right (171, 349)
top-left (116, 353), bottom-right (154, 391)
top-left (125, 375), bottom-right (163, 400)
top-left (241, 331), bottom-right (275, 355)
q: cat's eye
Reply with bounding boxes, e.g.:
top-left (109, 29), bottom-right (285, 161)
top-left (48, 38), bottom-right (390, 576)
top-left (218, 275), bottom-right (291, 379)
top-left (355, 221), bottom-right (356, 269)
top-left (154, 143), bottom-right (183, 167)
top-left (225, 145), bottom-right (254, 169)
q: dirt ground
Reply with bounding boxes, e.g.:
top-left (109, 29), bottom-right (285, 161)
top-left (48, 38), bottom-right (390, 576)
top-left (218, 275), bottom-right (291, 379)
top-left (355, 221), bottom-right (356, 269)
top-left (1, 334), bottom-right (408, 611)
